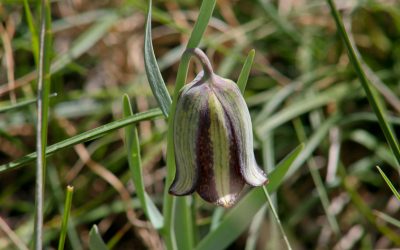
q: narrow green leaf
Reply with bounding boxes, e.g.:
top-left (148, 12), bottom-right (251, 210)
top-left (254, 83), bottom-right (299, 125)
top-left (374, 210), bottom-right (400, 228)
top-left (144, 0), bottom-right (172, 117)
top-left (266, 143), bottom-right (304, 192)
top-left (186, 0), bottom-right (217, 48)
top-left (288, 116), bottom-right (340, 177)
top-left (58, 186), bottom-right (74, 250)
top-left (293, 118), bottom-right (340, 234)
top-left (47, 166), bottom-right (82, 249)
top-left (89, 225), bottom-right (108, 250)
top-left (326, 0), bottom-right (400, 166)
top-left (122, 94), bottom-right (164, 229)
top-left (262, 187), bottom-right (292, 250)
top-left (237, 49), bottom-right (255, 94)
top-left (0, 109), bottom-right (163, 173)
top-left (195, 144), bottom-right (304, 250)
top-left (0, 93), bottom-right (56, 114)
top-left (339, 165), bottom-right (400, 245)
top-left (23, 0), bottom-right (39, 64)
top-left (175, 197), bottom-right (194, 250)
top-left (376, 166), bottom-right (400, 201)
top-left (34, 1), bottom-right (52, 249)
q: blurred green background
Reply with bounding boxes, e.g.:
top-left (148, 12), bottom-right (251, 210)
top-left (1, 0), bottom-right (400, 249)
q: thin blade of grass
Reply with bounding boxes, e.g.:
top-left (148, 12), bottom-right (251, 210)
top-left (34, 0), bottom-right (51, 249)
top-left (262, 187), bottom-right (292, 250)
top-left (23, 0), bottom-right (39, 64)
top-left (326, 0), bottom-right (400, 166)
top-left (237, 49), bottom-right (255, 94)
top-left (350, 130), bottom-right (397, 169)
top-left (163, 1), bottom-right (216, 249)
top-left (89, 225), bottom-right (108, 250)
top-left (47, 166), bottom-right (82, 250)
top-left (0, 109), bottom-right (163, 173)
top-left (195, 144), bottom-right (304, 250)
top-left (144, 0), bottom-right (172, 117)
top-left (254, 82), bottom-right (299, 125)
top-left (57, 186), bottom-right (74, 250)
top-left (122, 95), bottom-right (163, 229)
top-left (186, 0), bottom-right (217, 49)
top-left (338, 165), bottom-right (400, 245)
top-left (376, 166), bottom-right (400, 201)
top-left (288, 116), bottom-right (340, 177)
top-left (374, 210), bottom-right (400, 228)
top-left (293, 118), bottom-right (340, 235)
top-left (0, 93), bottom-right (56, 114)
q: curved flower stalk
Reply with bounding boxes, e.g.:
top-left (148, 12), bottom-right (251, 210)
top-left (169, 48), bottom-right (268, 207)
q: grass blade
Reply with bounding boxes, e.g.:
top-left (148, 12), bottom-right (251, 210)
top-left (48, 166), bottom-right (82, 250)
top-left (195, 144), bottom-right (304, 250)
top-left (237, 49), bottom-right (255, 94)
top-left (288, 116), bottom-right (340, 177)
top-left (122, 94), bottom-right (164, 229)
top-left (34, 0), bottom-right (51, 249)
top-left (23, 0), bottom-right (39, 64)
top-left (266, 144), bottom-right (304, 192)
top-left (262, 187), bottom-right (292, 250)
top-left (338, 165), bottom-right (400, 245)
top-left (58, 186), bottom-right (74, 250)
top-left (326, 0), bottom-right (400, 166)
top-left (0, 93), bottom-right (56, 114)
top-left (293, 118), bottom-right (340, 234)
top-left (0, 109), bottom-right (163, 173)
top-left (376, 166), bottom-right (400, 201)
top-left (89, 225), bottom-right (108, 250)
top-left (186, 0), bottom-right (217, 48)
top-left (374, 210), bottom-right (400, 228)
top-left (144, 0), bottom-right (172, 117)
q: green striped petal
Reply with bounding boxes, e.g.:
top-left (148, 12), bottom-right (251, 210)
top-left (212, 76), bottom-right (268, 186)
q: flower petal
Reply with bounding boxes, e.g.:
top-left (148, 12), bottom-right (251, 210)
top-left (196, 88), bottom-right (245, 207)
top-left (169, 83), bottom-right (204, 195)
top-left (212, 76), bottom-right (268, 186)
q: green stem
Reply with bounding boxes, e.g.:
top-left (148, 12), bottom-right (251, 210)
top-left (163, 53), bottom-right (191, 250)
top-left (262, 187), bottom-right (292, 250)
top-left (185, 48), bottom-right (214, 79)
top-left (34, 0), bottom-right (51, 248)
top-left (58, 186), bottom-right (74, 250)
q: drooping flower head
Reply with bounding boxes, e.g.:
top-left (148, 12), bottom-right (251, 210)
top-left (169, 48), bottom-right (268, 207)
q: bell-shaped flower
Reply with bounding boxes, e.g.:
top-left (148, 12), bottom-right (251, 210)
top-left (169, 48), bottom-right (268, 207)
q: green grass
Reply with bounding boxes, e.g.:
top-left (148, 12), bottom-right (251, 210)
top-left (58, 185), bottom-right (74, 250)
top-left (1, 0), bottom-right (400, 249)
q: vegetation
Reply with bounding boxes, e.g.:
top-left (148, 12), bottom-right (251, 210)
top-left (0, 0), bottom-right (400, 249)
